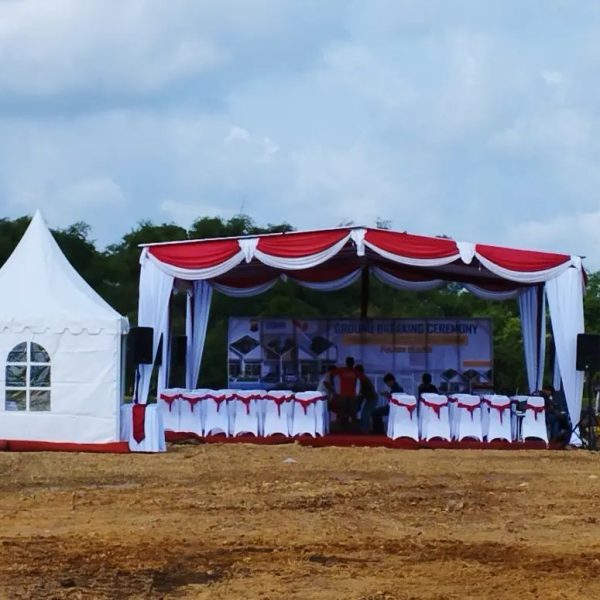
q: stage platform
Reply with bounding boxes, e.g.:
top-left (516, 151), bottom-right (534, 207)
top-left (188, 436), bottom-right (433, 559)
top-left (165, 431), bottom-right (559, 450)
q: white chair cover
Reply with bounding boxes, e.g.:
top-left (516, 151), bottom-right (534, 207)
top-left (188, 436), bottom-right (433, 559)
top-left (263, 390), bottom-right (293, 437)
top-left (451, 394), bottom-right (483, 442)
top-left (291, 391), bottom-right (324, 437)
top-left (231, 390), bottom-right (261, 437)
top-left (158, 388), bottom-right (184, 432)
top-left (519, 395), bottom-right (548, 443)
top-left (387, 394), bottom-right (419, 441)
top-left (419, 394), bottom-right (451, 441)
top-left (121, 404), bottom-right (166, 452)
top-left (179, 389), bottom-right (207, 436)
top-left (216, 389), bottom-right (237, 435)
top-left (203, 390), bottom-right (230, 436)
top-left (484, 395), bottom-right (512, 442)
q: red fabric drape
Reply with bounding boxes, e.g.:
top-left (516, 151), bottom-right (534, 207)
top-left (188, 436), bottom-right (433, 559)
top-left (160, 392), bottom-right (179, 411)
top-left (265, 394), bottom-right (291, 416)
top-left (390, 397), bottom-right (417, 419)
top-left (365, 230), bottom-right (459, 260)
top-left (455, 400), bottom-right (481, 420)
top-left (149, 239), bottom-right (240, 269)
top-left (476, 244), bottom-right (570, 273)
top-left (257, 229), bottom-right (349, 258)
top-left (420, 397), bottom-right (448, 419)
top-left (132, 404), bottom-right (146, 443)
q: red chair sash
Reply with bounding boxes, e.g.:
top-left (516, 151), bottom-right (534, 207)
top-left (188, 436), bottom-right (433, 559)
top-left (526, 403), bottom-right (545, 420)
top-left (265, 394), bottom-right (290, 416)
top-left (390, 397), bottom-right (417, 420)
top-left (132, 404), bottom-right (146, 444)
top-left (295, 398), bottom-right (315, 415)
top-left (456, 401), bottom-right (481, 420)
top-left (160, 393), bottom-right (179, 412)
top-left (233, 394), bottom-right (254, 414)
top-left (489, 402), bottom-right (511, 424)
top-left (420, 398), bottom-right (447, 419)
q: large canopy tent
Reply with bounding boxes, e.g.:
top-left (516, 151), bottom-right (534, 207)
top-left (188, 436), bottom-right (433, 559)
top-left (136, 226), bottom-right (586, 444)
top-left (0, 212), bottom-right (129, 448)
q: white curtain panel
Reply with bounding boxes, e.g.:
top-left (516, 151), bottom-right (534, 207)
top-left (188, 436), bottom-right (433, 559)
top-left (184, 281), bottom-right (213, 389)
top-left (136, 253), bottom-right (174, 404)
top-left (546, 267), bottom-right (585, 444)
top-left (518, 287), bottom-right (546, 393)
top-left (553, 351), bottom-right (562, 391)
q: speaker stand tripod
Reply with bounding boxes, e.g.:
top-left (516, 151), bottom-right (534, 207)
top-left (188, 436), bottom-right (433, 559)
top-left (566, 370), bottom-right (598, 451)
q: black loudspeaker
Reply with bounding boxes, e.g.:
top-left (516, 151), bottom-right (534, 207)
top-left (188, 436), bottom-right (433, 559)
top-left (170, 335), bottom-right (187, 370)
top-left (576, 334), bottom-right (600, 371)
top-left (127, 327), bottom-right (153, 365)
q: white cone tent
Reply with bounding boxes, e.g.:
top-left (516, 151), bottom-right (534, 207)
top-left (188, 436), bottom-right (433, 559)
top-left (0, 211), bottom-right (128, 446)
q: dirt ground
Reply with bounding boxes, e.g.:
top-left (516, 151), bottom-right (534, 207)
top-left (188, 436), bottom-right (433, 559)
top-left (1, 444), bottom-right (600, 599)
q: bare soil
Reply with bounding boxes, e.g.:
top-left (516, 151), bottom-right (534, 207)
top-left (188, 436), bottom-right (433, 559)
top-left (0, 444), bottom-right (599, 599)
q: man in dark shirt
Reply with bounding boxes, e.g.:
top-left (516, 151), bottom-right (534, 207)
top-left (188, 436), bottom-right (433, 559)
top-left (355, 365), bottom-right (379, 433)
top-left (418, 372), bottom-right (438, 396)
top-left (371, 373), bottom-right (404, 435)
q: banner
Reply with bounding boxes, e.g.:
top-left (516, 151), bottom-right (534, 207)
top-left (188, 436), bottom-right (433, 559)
top-left (228, 317), bottom-right (492, 394)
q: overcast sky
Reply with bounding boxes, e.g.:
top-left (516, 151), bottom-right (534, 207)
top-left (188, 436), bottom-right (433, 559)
top-left (1, 0), bottom-right (600, 266)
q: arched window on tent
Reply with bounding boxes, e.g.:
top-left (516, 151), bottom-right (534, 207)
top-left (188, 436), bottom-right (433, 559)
top-left (5, 342), bottom-right (51, 411)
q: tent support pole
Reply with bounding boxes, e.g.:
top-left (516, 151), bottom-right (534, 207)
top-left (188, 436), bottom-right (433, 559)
top-left (360, 267), bottom-right (370, 319)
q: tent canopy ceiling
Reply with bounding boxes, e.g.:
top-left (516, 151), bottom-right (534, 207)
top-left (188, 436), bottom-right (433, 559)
top-left (141, 226), bottom-right (581, 289)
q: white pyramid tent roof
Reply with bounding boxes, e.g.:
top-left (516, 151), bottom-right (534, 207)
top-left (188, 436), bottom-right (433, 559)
top-left (0, 211), bottom-right (128, 334)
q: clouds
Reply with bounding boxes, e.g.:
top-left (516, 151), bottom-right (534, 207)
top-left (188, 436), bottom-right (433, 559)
top-left (0, 1), bottom-right (599, 266)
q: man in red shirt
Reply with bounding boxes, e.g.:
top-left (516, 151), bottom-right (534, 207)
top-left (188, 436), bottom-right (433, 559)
top-left (330, 357), bottom-right (363, 431)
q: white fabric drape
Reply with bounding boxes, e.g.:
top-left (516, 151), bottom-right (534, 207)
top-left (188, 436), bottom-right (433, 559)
top-left (464, 284), bottom-right (520, 301)
top-left (518, 287), bottom-right (546, 393)
top-left (136, 253), bottom-right (174, 404)
top-left (253, 233), bottom-right (352, 270)
top-left (475, 253), bottom-right (573, 284)
top-left (371, 267), bottom-right (444, 291)
top-left (553, 351), bottom-right (561, 391)
top-left (146, 246), bottom-right (246, 280)
top-left (546, 267), bottom-right (585, 444)
top-left (296, 269), bottom-right (362, 291)
top-left (211, 279), bottom-right (278, 297)
top-left (365, 242), bottom-right (460, 268)
top-left (185, 281), bottom-right (213, 389)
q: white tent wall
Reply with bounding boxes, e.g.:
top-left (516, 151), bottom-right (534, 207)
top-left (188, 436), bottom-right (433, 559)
top-left (0, 329), bottom-right (123, 444)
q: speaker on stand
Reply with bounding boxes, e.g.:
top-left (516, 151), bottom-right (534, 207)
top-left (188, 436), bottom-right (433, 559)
top-left (574, 333), bottom-right (600, 450)
top-left (126, 327), bottom-right (154, 403)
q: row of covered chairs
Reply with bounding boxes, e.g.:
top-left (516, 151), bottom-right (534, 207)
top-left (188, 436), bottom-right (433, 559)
top-left (159, 389), bottom-right (328, 438)
top-left (387, 393), bottom-right (548, 444)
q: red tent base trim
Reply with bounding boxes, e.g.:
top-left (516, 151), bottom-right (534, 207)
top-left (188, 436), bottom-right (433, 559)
top-left (165, 432), bottom-right (560, 450)
top-left (0, 440), bottom-right (130, 453)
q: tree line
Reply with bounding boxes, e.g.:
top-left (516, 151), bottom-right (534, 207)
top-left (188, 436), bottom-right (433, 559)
top-left (2, 214), bottom-right (598, 393)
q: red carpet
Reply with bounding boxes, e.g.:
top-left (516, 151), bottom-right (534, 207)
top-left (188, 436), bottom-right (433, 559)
top-left (165, 432), bottom-right (559, 450)
top-left (1, 440), bottom-right (130, 453)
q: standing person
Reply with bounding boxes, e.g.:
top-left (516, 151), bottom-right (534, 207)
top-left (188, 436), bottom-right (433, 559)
top-left (371, 373), bottom-right (404, 435)
top-left (330, 356), bottom-right (363, 431)
top-left (355, 365), bottom-right (379, 434)
top-left (418, 372), bottom-right (438, 396)
top-left (317, 365), bottom-right (335, 398)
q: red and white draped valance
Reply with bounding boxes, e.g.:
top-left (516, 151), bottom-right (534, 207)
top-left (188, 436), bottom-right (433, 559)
top-left (143, 226), bottom-right (580, 285)
top-left (475, 244), bottom-right (573, 283)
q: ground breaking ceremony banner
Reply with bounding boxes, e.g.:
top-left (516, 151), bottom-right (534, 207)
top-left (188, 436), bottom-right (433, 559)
top-left (228, 317), bottom-right (492, 394)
